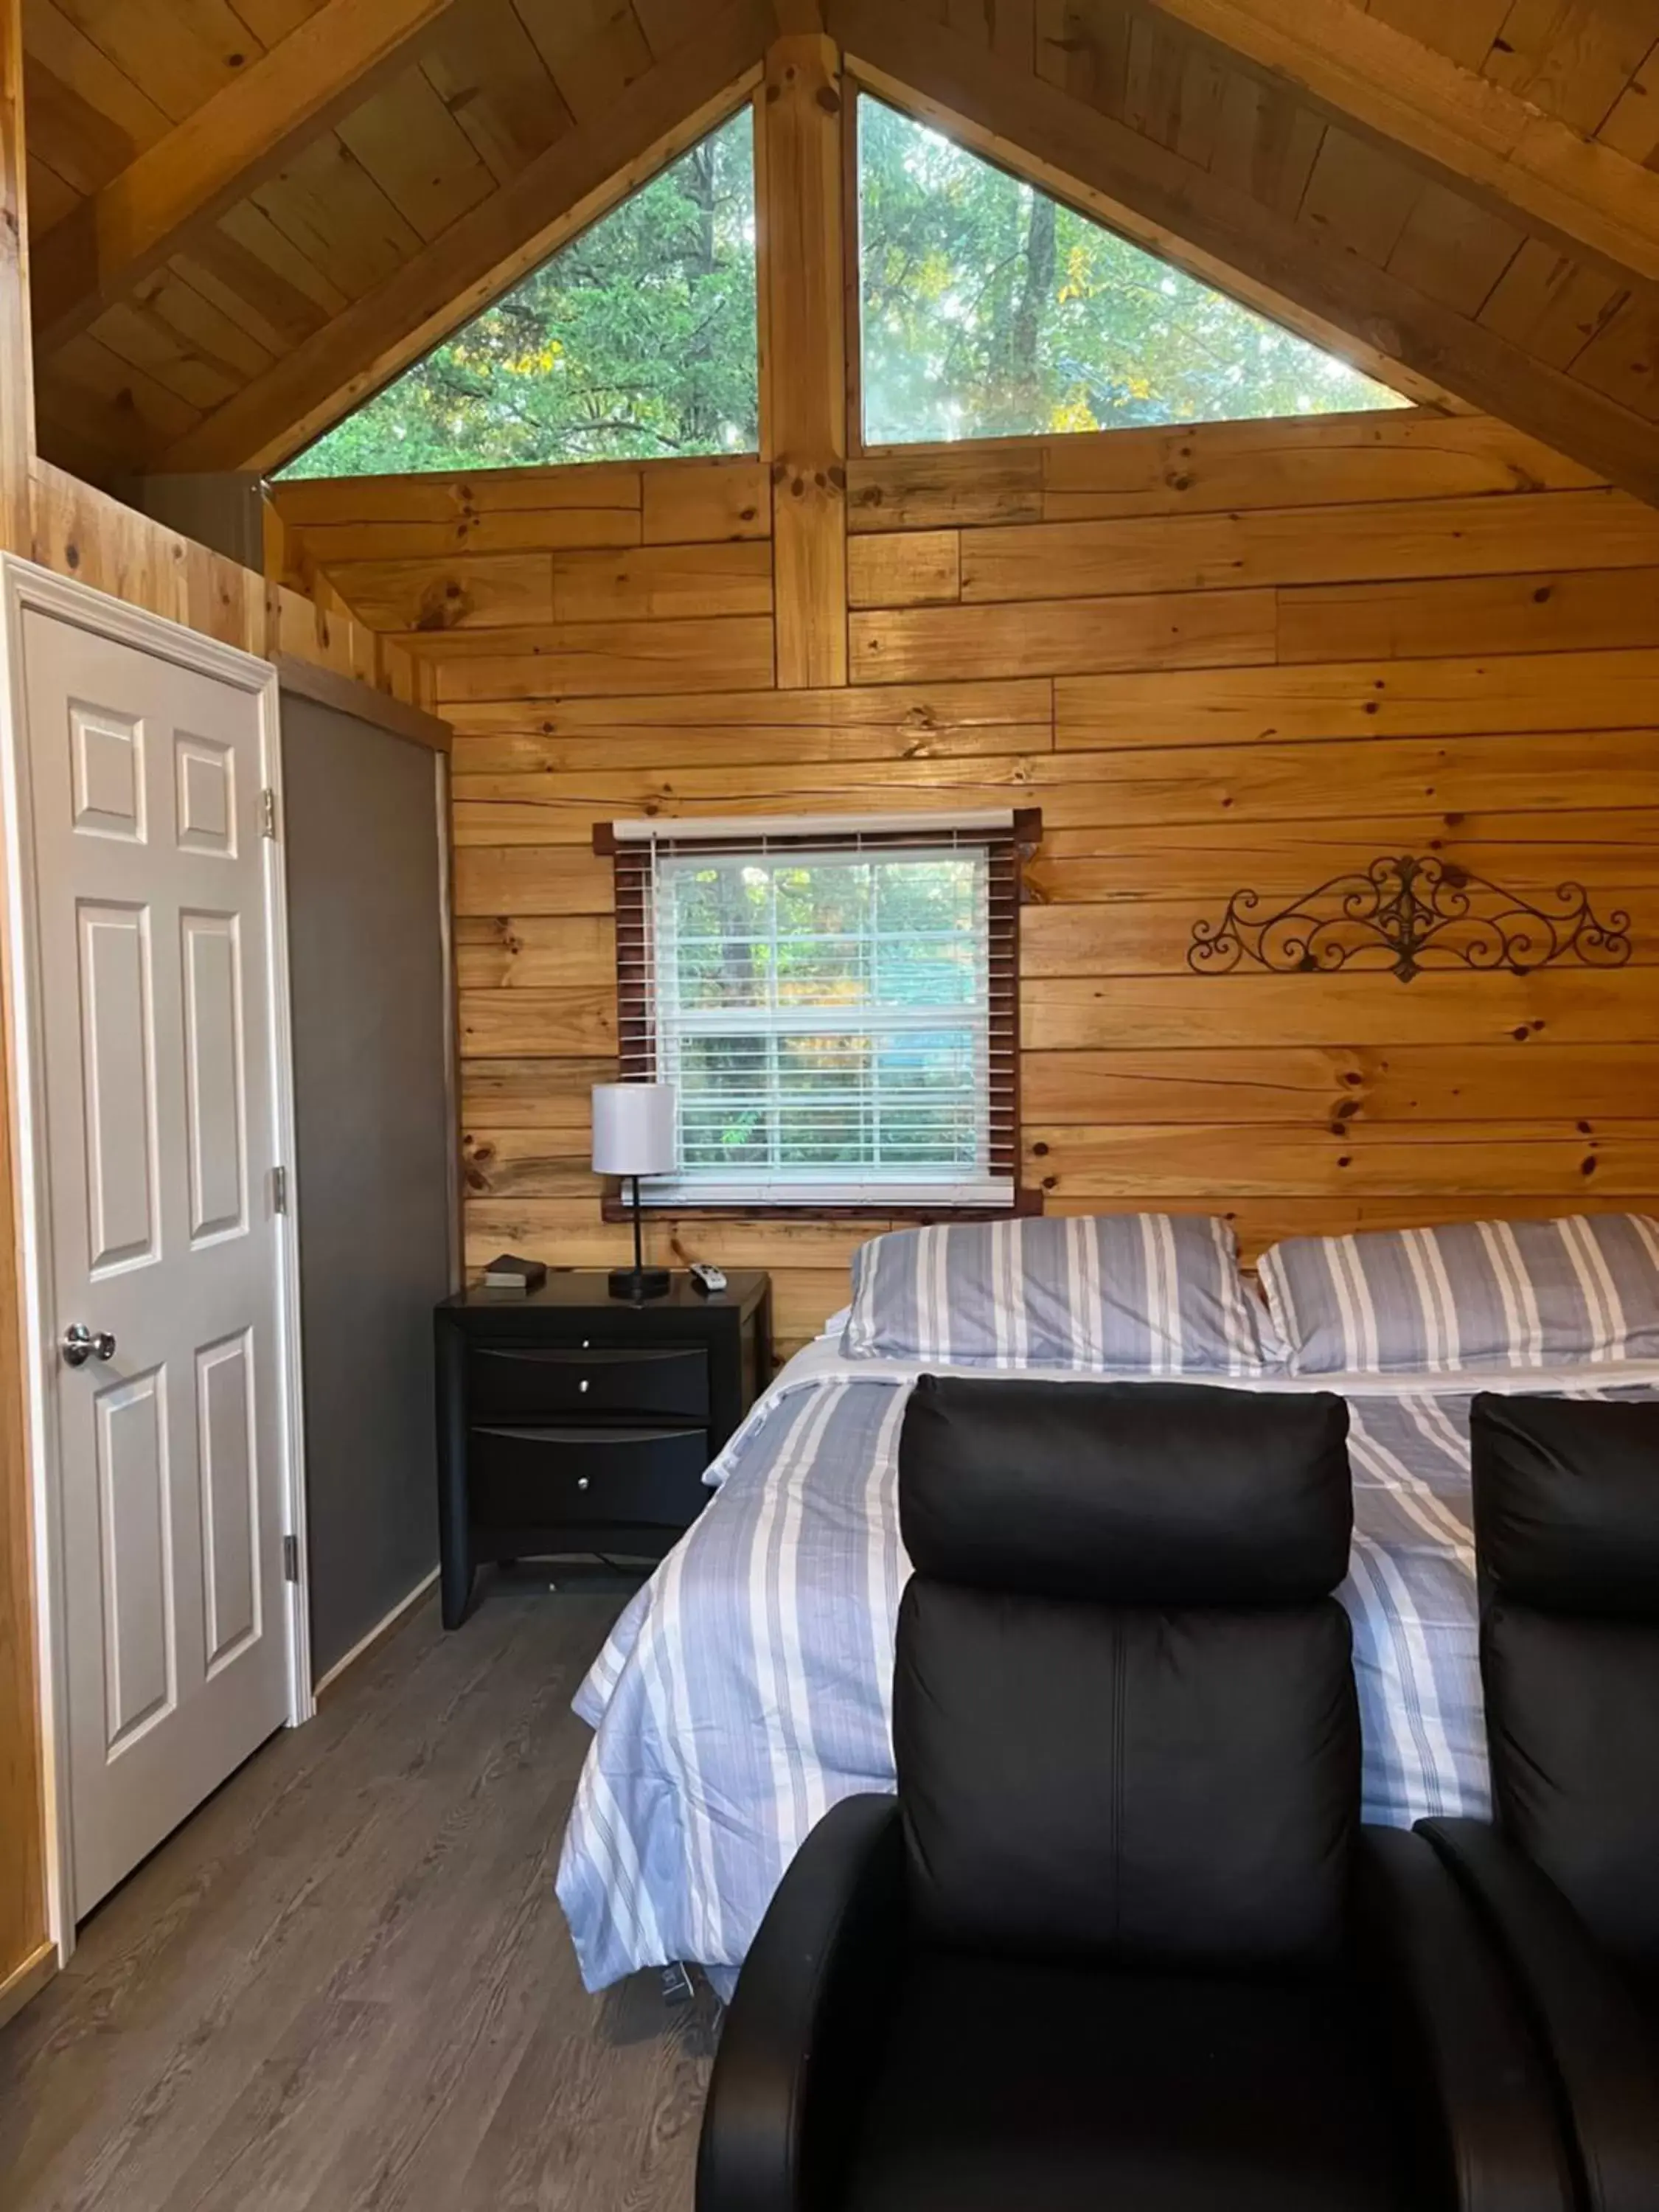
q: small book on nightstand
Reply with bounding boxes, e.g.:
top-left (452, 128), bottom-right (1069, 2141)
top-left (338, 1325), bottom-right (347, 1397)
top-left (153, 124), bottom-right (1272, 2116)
top-left (481, 1252), bottom-right (547, 1292)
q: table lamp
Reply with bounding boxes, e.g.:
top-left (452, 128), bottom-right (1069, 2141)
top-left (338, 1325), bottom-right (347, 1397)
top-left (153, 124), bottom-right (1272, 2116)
top-left (592, 1082), bottom-right (677, 1300)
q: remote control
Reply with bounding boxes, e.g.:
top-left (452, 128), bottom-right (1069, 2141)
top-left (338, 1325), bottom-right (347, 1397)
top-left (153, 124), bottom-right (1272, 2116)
top-left (689, 1262), bottom-right (727, 1296)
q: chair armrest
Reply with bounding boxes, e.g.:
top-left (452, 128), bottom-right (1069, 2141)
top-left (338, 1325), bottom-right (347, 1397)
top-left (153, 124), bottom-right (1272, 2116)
top-left (1419, 1818), bottom-right (1659, 2212)
top-left (1355, 1826), bottom-right (1573, 2212)
top-left (697, 1793), bottom-right (905, 2212)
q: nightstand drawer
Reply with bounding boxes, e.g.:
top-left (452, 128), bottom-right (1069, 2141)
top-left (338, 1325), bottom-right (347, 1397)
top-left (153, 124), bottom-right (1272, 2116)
top-left (470, 1344), bottom-right (709, 1422)
top-left (470, 1423), bottom-right (710, 1530)
top-left (436, 1271), bottom-right (771, 1626)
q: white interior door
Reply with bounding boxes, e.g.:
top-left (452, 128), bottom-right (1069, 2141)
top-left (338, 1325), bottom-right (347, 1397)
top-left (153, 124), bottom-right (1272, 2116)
top-left (20, 603), bottom-right (295, 1915)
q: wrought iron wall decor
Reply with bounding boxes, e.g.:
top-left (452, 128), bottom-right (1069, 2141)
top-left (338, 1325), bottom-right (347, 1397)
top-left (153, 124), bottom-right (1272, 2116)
top-left (1189, 855), bottom-right (1632, 984)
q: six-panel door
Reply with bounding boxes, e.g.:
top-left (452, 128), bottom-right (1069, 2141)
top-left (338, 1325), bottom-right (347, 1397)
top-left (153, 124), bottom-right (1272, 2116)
top-left (23, 609), bottom-right (291, 1914)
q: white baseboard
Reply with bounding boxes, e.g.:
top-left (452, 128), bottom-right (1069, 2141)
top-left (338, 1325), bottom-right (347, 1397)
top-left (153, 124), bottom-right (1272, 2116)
top-left (0, 1938), bottom-right (57, 2030)
top-left (313, 1567), bottom-right (439, 1703)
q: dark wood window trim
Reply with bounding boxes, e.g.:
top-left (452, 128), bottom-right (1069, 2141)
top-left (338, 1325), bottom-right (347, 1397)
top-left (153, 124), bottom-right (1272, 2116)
top-left (594, 811), bottom-right (1043, 1220)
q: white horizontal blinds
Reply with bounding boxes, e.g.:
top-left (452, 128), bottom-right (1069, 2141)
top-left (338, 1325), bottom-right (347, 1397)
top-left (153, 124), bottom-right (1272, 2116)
top-left (612, 835), bottom-right (661, 1088)
top-left (606, 815), bottom-right (1030, 1208)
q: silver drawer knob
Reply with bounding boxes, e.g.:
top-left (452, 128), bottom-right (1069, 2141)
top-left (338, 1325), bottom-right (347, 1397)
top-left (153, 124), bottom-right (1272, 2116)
top-left (577, 1477), bottom-right (590, 1491)
top-left (579, 1377), bottom-right (589, 1394)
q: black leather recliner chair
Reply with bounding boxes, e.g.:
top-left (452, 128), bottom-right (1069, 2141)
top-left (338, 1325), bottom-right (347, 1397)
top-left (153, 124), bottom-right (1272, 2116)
top-left (1419, 1394), bottom-right (1659, 2212)
top-left (698, 1376), bottom-right (1574, 2212)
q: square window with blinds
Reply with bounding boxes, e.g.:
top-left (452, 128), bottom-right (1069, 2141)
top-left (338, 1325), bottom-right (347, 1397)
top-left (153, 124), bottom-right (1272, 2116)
top-left (595, 812), bottom-right (1040, 1211)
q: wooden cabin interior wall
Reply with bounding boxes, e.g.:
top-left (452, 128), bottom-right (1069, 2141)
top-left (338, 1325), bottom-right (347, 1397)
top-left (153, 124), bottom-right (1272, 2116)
top-left (8, 0), bottom-right (1659, 2017)
top-left (274, 39), bottom-right (1659, 1366)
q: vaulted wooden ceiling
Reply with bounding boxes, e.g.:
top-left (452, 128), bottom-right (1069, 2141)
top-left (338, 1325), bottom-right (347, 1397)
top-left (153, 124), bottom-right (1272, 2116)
top-left (21, 0), bottom-right (1659, 502)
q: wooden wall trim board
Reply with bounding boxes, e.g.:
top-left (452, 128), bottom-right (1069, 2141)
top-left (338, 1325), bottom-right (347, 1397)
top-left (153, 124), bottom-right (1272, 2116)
top-left (0, 0), bottom-right (47, 2014)
top-left (846, 413), bottom-right (1602, 529)
top-left (458, 1192), bottom-right (1659, 1273)
top-left (0, 1938), bottom-right (55, 2032)
top-left (273, 458), bottom-right (771, 578)
top-left (848, 488), bottom-right (1659, 608)
top-left (0, 0), bottom-right (28, 557)
top-left (448, 733), bottom-right (1659, 839)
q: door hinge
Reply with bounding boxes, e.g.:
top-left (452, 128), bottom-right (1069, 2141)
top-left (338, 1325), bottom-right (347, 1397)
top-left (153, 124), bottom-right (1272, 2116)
top-left (282, 1534), bottom-right (299, 1583)
top-left (260, 787), bottom-right (278, 840)
top-left (272, 1164), bottom-right (288, 1215)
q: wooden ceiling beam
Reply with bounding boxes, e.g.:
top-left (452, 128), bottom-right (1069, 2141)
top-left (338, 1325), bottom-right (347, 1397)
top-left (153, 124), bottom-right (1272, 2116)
top-left (1137, 0), bottom-right (1659, 283)
top-left (30, 0), bottom-right (462, 358)
top-left (155, 0), bottom-right (773, 474)
top-left (760, 32), bottom-right (848, 686)
top-left (828, 0), bottom-right (1659, 507)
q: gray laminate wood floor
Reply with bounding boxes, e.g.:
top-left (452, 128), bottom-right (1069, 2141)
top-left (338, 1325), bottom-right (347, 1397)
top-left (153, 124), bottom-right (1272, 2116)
top-left (0, 1579), bottom-right (718, 2212)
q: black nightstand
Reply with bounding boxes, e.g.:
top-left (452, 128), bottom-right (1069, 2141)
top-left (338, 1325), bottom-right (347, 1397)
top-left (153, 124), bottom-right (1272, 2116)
top-left (434, 1271), bottom-right (772, 1627)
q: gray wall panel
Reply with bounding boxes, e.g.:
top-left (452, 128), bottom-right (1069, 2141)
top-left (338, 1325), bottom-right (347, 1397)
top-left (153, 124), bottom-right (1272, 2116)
top-left (282, 692), bottom-right (451, 1679)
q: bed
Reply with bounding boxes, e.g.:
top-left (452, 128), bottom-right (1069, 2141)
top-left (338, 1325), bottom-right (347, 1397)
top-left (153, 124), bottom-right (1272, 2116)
top-left (556, 1214), bottom-right (1659, 1998)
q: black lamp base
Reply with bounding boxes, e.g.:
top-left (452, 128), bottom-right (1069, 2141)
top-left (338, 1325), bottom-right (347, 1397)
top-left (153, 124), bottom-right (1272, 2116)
top-left (611, 1173), bottom-right (668, 1300)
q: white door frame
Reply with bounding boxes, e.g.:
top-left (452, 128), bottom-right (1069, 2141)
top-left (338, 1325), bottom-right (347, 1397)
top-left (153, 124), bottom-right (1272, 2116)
top-left (0, 555), bottom-right (313, 1964)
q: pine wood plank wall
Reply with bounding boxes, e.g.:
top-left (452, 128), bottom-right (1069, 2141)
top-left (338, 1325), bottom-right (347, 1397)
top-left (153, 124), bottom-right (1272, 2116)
top-left (275, 407), bottom-right (1659, 1360)
top-left (27, 459), bottom-right (431, 698)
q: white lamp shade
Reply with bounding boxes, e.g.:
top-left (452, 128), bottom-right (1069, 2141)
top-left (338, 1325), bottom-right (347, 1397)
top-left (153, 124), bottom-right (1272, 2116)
top-left (591, 1082), bottom-right (678, 1176)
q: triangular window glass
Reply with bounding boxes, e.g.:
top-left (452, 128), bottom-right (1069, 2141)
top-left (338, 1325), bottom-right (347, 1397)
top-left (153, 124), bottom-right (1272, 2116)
top-left (856, 94), bottom-right (1408, 446)
top-left (279, 107), bottom-right (759, 479)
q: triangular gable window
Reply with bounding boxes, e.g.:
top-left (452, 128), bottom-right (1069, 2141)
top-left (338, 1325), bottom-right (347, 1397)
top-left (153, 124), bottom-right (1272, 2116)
top-left (279, 108), bottom-right (759, 479)
top-left (856, 94), bottom-right (1407, 447)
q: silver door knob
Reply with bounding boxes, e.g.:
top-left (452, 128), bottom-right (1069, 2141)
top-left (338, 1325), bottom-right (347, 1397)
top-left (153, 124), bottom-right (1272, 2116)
top-left (62, 1324), bottom-right (116, 1368)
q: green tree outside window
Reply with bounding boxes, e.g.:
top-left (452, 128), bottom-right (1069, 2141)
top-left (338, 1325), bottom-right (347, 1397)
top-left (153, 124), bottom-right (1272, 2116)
top-left (857, 94), bottom-right (1408, 445)
top-left (278, 88), bottom-right (1407, 484)
top-left (278, 108), bottom-right (760, 479)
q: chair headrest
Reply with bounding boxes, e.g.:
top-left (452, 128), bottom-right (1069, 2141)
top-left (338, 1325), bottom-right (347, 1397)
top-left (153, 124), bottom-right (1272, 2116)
top-left (898, 1375), bottom-right (1352, 1605)
top-left (1472, 1394), bottom-right (1659, 1618)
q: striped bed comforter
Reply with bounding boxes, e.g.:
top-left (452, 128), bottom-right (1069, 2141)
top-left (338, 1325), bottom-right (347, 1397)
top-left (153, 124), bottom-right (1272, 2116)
top-left (555, 1354), bottom-right (1657, 1997)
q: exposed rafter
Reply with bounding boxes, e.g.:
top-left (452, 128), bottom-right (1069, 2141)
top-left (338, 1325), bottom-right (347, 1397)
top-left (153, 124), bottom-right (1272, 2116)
top-left (30, 0), bottom-right (462, 358)
top-left (1138, 0), bottom-right (1659, 282)
top-left (827, 0), bottom-right (1659, 507)
top-left (158, 0), bottom-right (773, 474)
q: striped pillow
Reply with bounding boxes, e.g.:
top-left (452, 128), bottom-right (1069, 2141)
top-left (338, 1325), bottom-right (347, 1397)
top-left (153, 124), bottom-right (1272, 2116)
top-left (841, 1214), bottom-right (1276, 1374)
top-left (1258, 1215), bottom-right (1659, 1377)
